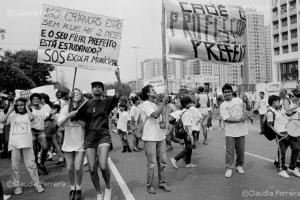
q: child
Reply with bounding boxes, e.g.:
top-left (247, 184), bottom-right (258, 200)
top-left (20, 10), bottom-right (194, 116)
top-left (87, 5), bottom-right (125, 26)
top-left (0, 98), bottom-right (44, 195)
top-left (117, 103), bottom-right (132, 153)
top-left (58, 88), bottom-right (86, 200)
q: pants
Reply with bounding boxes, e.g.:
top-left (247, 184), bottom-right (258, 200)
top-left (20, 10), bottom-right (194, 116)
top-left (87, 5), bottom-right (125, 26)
top-left (11, 148), bottom-right (40, 187)
top-left (192, 131), bottom-right (200, 144)
top-left (225, 136), bottom-right (245, 169)
top-left (118, 129), bottom-right (129, 147)
top-left (175, 135), bottom-right (193, 164)
top-left (144, 140), bottom-right (167, 187)
top-left (0, 178), bottom-right (3, 200)
top-left (259, 114), bottom-right (264, 133)
top-left (277, 133), bottom-right (300, 170)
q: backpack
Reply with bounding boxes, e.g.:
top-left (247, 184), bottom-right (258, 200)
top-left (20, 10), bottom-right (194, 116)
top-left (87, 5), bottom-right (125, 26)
top-left (261, 110), bottom-right (276, 141)
top-left (174, 111), bottom-right (187, 139)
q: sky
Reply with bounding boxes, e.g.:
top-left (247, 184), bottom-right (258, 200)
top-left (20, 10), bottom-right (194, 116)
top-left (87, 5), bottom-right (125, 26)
top-left (0, 0), bottom-right (271, 92)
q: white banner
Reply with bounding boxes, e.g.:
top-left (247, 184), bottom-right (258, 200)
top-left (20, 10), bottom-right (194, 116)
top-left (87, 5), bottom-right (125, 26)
top-left (15, 85), bottom-right (56, 102)
top-left (164, 0), bottom-right (246, 63)
top-left (106, 89), bottom-right (115, 96)
top-left (38, 4), bottom-right (123, 70)
top-left (143, 77), bottom-right (165, 94)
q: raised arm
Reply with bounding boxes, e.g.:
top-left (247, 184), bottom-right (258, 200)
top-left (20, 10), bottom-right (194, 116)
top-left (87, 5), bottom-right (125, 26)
top-left (115, 67), bottom-right (122, 99)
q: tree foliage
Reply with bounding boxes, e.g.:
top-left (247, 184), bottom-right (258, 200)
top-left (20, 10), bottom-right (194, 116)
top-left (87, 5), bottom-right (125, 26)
top-left (0, 50), bottom-right (54, 91)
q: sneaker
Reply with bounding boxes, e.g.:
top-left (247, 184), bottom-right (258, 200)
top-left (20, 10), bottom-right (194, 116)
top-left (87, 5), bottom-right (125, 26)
top-left (288, 168), bottom-right (300, 177)
top-left (103, 188), bottom-right (111, 200)
top-left (69, 189), bottom-right (75, 200)
top-left (147, 186), bottom-right (156, 194)
top-left (4, 194), bottom-right (11, 200)
top-left (236, 166), bottom-right (245, 174)
top-left (185, 163), bottom-right (197, 168)
top-left (74, 189), bottom-right (82, 200)
top-left (133, 147), bottom-right (141, 152)
top-left (55, 159), bottom-right (65, 166)
top-left (170, 157), bottom-right (178, 169)
top-left (278, 170), bottom-right (290, 178)
top-left (158, 183), bottom-right (171, 192)
top-left (209, 127), bottom-right (213, 131)
top-left (14, 187), bottom-right (23, 195)
top-left (218, 128), bottom-right (222, 131)
top-left (225, 169), bottom-right (233, 178)
top-left (97, 193), bottom-right (103, 200)
top-left (34, 183), bottom-right (44, 193)
top-left (203, 141), bottom-right (208, 145)
top-left (137, 147), bottom-right (144, 151)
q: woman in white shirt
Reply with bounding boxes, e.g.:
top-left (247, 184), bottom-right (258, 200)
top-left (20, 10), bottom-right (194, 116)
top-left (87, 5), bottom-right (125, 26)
top-left (139, 85), bottom-right (170, 195)
top-left (1, 98), bottom-right (44, 195)
top-left (58, 88), bottom-right (85, 200)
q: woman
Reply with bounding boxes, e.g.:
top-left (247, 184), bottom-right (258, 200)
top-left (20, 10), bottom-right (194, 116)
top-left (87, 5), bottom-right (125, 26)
top-left (0, 98), bottom-right (44, 195)
top-left (139, 85), bottom-right (170, 194)
top-left (58, 89), bottom-right (85, 200)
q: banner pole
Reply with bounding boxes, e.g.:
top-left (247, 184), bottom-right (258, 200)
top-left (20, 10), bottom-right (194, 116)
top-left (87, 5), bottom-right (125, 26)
top-left (162, 0), bottom-right (169, 95)
top-left (71, 67), bottom-right (78, 91)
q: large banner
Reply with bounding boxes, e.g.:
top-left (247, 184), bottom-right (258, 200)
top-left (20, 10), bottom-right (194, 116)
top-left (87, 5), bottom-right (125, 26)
top-left (164, 0), bottom-right (246, 63)
top-left (38, 4), bottom-right (123, 70)
top-left (15, 85), bottom-right (56, 102)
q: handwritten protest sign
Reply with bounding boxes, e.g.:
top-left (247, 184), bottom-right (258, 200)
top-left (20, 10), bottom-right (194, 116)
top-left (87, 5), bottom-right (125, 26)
top-left (38, 4), bottom-right (123, 70)
top-left (15, 85), bottom-right (56, 102)
top-left (163, 0), bottom-right (246, 63)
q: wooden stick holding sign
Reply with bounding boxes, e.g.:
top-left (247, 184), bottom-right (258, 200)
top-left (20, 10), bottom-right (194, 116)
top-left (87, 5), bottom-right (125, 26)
top-left (161, 1), bottom-right (169, 95)
top-left (69, 67), bottom-right (78, 113)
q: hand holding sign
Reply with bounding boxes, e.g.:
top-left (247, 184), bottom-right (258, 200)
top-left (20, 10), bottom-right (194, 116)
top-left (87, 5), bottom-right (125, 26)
top-left (115, 67), bottom-right (120, 79)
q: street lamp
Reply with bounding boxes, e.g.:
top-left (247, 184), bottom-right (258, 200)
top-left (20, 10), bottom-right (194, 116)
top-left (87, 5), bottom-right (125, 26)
top-left (132, 46), bottom-right (140, 92)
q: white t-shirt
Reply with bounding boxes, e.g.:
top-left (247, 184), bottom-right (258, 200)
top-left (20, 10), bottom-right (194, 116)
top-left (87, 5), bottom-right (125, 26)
top-left (31, 107), bottom-right (48, 130)
top-left (189, 106), bottom-right (202, 131)
top-left (140, 100), bottom-right (164, 141)
top-left (258, 98), bottom-right (268, 115)
top-left (0, 109), bottom-right (4, 134)
top-left (62, 120), bottom-right (85, 152)
top-left (267, 107), bottom-right (289, 133)
top-left (117, 111), bottom-right (130, 132)
top-left (196, 93), bottom-right (209, 115)
top-left (130, 105), bottom-right (140, 122)
top-left (220, 98), bottom-right (248, 137)
top-left (7, 112), bottom-right (33, 151)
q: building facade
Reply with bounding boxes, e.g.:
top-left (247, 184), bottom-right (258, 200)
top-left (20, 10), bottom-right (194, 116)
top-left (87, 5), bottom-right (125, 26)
top-left (244, 9), bottom-right (268, 84)
top-left (271, 0), bottom-right (299, 89)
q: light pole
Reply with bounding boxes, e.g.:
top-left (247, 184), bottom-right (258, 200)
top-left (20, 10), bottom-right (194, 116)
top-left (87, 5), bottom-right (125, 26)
top-left (132, 46), bottom-right (140, 92)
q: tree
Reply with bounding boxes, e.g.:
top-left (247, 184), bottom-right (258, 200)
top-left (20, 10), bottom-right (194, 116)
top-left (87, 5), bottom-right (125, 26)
top-left (0, 50), bottom-right (54, 91)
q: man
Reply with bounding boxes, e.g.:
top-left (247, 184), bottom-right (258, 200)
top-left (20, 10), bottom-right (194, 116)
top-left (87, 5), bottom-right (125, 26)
top-left (220, 84), bottom-right (248, 178)
top-left (130, 96), bottom-right (143, 152)
top-left (255, 92), bottom-right (268, 134)
top-left (195, 86), bottom-right (210, 145)
top-left (72, 68), bottom-right (121, 200)
top-left (266, 95), bottom-right (300, 178)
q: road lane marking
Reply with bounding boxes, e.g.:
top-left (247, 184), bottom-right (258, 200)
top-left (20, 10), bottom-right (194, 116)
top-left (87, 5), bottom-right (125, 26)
top-left (245, 151), bottom-right (274, 162)
top-left (108, 157), bottom-right (136, 200)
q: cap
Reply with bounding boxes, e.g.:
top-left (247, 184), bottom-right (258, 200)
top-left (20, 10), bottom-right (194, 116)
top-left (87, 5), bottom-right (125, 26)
top-left (91, 81), bottom-right (104, 89)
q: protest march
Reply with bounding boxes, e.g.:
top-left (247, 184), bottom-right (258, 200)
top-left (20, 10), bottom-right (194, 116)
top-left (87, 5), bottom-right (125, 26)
top-left (1, 0), bottom-right (300, 200)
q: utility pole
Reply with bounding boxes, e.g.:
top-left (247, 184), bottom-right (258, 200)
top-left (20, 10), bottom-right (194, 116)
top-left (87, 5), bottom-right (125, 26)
top-left (132, 46), bottom-right (140, 93)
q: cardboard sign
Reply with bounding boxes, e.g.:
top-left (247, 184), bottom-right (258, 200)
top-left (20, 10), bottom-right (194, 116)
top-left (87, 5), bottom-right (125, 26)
top-left (38, 4), bottom-right (123, 70)
top-left (164, 0), bottom-right (246, 63)
top-left (15, 85), bottom-right (56, 102)
top-left (106, 89), bottom-right (115, 96)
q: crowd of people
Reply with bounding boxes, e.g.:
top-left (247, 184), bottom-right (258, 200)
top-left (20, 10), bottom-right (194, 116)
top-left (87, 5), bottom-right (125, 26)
top-left (1, 69), bottom-right (300, 200)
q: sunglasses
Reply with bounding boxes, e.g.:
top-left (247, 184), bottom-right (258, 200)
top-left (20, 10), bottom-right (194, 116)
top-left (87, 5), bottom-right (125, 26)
top-left (16, 104), bottom-right (25, 107)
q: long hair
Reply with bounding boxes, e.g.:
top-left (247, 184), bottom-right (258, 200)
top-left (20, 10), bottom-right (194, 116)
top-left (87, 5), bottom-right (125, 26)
top-left (14, 98), bottom-right (28, 114)
top-left (73, 88), bottom-right (85, 110)
top-left (140, 85), bottom-right (152, 101)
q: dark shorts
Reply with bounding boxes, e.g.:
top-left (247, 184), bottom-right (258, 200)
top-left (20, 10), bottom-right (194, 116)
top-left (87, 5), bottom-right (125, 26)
top-left (84, 131), bottom-right (112, 149)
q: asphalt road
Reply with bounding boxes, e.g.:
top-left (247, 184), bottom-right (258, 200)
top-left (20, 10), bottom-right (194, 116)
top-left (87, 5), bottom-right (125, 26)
top-left (1, 115), bottom-right (300, 200)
